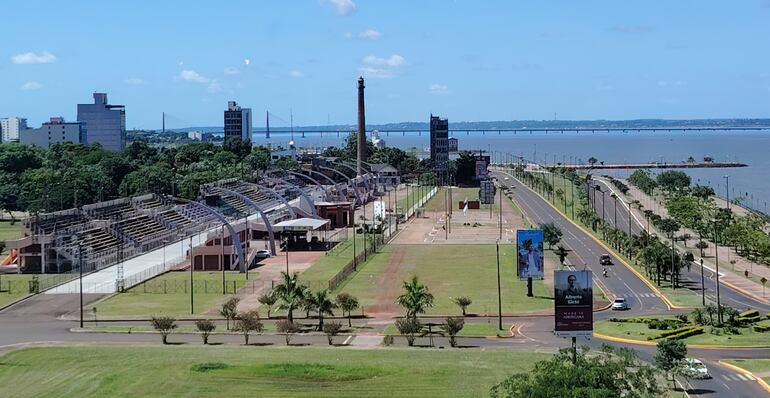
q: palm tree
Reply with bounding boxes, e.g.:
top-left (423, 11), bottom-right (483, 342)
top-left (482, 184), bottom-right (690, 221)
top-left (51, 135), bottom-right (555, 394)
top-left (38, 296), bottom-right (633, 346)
top-left (307, 289), bottom-right (337, 331)
top-left (272, 272), bottom-right (306, 323)
top-left (336, 293), bottom-right (360, 327)
top-left (396, 276), bottom-right (434, 318)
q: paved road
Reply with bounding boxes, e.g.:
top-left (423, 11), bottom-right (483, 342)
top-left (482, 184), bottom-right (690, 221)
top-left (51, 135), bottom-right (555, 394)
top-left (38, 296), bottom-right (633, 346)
top-left (491, 169), bottom-right (769, 397)
top-left (589, 178), bottom-right (770, 313)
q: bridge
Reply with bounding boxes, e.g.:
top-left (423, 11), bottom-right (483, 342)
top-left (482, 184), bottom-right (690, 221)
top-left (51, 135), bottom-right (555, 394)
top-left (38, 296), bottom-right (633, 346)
top-left (534, 161), bottom-right (748, 170)
top-left (252, 126), bottom-right (770, 138)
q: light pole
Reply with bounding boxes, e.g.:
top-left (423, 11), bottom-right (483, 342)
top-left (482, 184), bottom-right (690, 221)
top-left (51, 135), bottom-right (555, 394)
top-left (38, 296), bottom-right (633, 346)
top-left (285, 235), bottom-right (290, 274)
top-left (611, 193), bottom-right (617, 229)
top-left (221, 226), bottom-right (226, 295)
top-left (723, 175), bottom-right (730, 212)
top-left (496, 242), bottom-right (502, 331)
top-left (713, 218), bottom-right (722, 323)
top-left (189, 236), bottom-right (194, 315)
top-left (700, 258), bottom-right (705, 306)
top-left (78, 241), bottom-right (83, 328)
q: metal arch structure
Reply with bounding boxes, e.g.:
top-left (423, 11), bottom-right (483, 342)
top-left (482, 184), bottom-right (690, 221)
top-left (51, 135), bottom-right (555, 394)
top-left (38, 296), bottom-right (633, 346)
top-left (303, 169), bottom-right (349, 200)
top-left (318, 165), bottom-right (363, 206)
top-left (242, 183), bottom-right (297, 219)
top-left (330, 160), bottom-right (372, 192)
top-left (339, 159), bottom-right (379, 190)
top-left (265, 169), bottom-right (334, 202)
top-left (207, 186), bottom-right (278, 256)
top-left (258, 179), bottom-right (319, 218)
top-left (172, 197), bottom-right (247, 273)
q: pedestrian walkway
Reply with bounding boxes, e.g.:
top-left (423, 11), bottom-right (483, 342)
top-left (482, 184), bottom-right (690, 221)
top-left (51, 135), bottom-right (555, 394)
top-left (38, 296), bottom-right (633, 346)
top-left (349, 334), bottom-right (383, 347)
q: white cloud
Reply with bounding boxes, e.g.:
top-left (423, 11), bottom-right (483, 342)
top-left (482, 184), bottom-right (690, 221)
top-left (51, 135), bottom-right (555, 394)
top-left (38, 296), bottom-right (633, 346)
top-left (11, 51), bottom-right (57, 64)
top-left (429, 84), bottom-right (449, 95)
top-left (124, 78), bottom-right (145, 85)
top-left (177, 70), bottom-right (220, 92)
top-left (178, 70), bottom-right (211, 83)
top-left (244, 58), bottom-right (251, 66)
top-left (20, 81), bottom-right (44, 90)
top-left (363, 54), bottom-right (404, 67)
top-left (289, 70), bottom-right (304, 78)
top-left (358, 67), bottom-right (395, 79)
top-left (359, 54), bottom-right (406, 79)
top-left (224, 67), bottom-right (240, 75)
top-left (358, 29), bottom-right (381, 40)
top-left (324, 0), bottom-right (357, 15)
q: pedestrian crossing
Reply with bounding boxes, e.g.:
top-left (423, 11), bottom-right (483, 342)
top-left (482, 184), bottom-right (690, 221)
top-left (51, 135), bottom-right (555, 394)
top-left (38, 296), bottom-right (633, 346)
top-left (720, 373), bottom-right (755, 382)
top-left (615, 292), bottom-right (659, 299)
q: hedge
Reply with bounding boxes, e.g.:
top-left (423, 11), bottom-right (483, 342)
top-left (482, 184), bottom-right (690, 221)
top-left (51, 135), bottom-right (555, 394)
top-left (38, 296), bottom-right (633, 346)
top-left (737, 315), bottom-right (761, 324)
top-left (665, 326), bottom-right (705, 341)
top-left (753, 324), bottom-right (770, 333)
top-left (740, 310), bottom-right (760, 318)
top-left (647, 325), bottom-right (703, 341)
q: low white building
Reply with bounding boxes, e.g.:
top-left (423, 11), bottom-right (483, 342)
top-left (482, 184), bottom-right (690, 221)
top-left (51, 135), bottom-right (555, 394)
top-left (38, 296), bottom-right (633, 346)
top-left (20, 117), bottom-right (86, 148)
top-left (0, 117), bottom-right (28, 142)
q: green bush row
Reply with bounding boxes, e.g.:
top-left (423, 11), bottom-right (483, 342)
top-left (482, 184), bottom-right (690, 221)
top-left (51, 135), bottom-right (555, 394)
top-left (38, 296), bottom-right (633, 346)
top-left (739, 310), bottom-right (760, 318)
top-left (665, 326), bottom-right (705, 341)
top-left (647, 325), bottom-right (702, 341)
top-left (737, 315), bottom-right (761, 324)
top-left (753, 324), bottom-right (770, 333)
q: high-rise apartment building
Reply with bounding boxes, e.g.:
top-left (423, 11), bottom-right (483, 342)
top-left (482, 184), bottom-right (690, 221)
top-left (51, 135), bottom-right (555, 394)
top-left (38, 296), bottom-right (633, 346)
top-left (77, 93), bottom-right (126, 151)
top-left (224, 101), bottom-right (252, 142)
top-left (0, 117), bottom-right (28, 142)
top-left (20, 117), bottom-right (85, 148)
top-left (430, 114), bottom-right (449, 182)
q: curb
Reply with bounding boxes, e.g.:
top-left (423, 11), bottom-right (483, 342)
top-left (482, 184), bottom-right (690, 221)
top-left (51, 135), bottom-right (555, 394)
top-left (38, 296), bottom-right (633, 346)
top-left (719, 360), bottom-right (770, 395)
top-left (593, 332), bottom-right (770, 350)
top-left (498, 169), bottom-right (678, 310)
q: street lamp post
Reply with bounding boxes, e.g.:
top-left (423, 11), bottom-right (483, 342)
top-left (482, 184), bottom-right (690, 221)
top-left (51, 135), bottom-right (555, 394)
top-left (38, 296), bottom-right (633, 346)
top-left (723, 175), bottom-right (730, 212)
top-left (221, 226), bottom-right (226, 295)
top-left (713, 218), bottom-right (723, 323)
top-left (189, 236), bottom-right (194, 315)
top-left (700, 258), bottom-right (705, 306)
top-left (78, 241), bottom-right (83, 328)
top-left (496, 242), bottom-right (502, 331)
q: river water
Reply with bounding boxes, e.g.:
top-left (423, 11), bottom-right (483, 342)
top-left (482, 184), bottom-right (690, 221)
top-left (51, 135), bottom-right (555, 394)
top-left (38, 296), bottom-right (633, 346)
top-left (250, 130), bottom-right (769, 214)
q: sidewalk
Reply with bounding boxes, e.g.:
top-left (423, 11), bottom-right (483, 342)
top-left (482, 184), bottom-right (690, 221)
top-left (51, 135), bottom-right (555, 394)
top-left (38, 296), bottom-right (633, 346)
top-left (596, 176), bottom-right (770, 304)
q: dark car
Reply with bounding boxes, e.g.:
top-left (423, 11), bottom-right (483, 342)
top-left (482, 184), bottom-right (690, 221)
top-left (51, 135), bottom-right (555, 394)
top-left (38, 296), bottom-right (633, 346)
top-left (600, 254), bottom-right (612, 265)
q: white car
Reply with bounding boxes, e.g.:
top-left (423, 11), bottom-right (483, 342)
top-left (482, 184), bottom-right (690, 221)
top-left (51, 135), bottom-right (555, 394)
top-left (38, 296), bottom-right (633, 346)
top-left (611, 297), bottom-right (629, 310)
top-left (255, 250), bottom-right (271, 259)
top-left (683, 358), bottom-right (711, 379)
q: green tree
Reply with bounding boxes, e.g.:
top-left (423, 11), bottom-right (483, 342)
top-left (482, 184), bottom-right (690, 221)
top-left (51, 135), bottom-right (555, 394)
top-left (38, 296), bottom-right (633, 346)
top-left (441, 317), bottom-right (465, 347)
top-left (555, 246), bottom-right (570, 266)
top-left (656, 170), bottom-right (691, 192)
top-left (219, 297), bottom-right (240, 330)
top-left (150, 316), bottom-right (177, 344)
top-left (335, 293), bottom-right (360, 327)
top-left (195, 319), bottom-right (216, 345)
top-left (396, 276), bottom-right (435, 318)
top-left (222, 137), bottom-right (252, 160)
top-left (490, 345), bottom-right (661, 398)
top-left (323, 321), bottom-right (343, 345)
top-left (233, 310), bottom-right (263, 345)
top-left (541, 222), bottom-right (563, 249)
top-left (276, 319), bottom-right (299, 345)
top-left (655, 339), bottom-right (688, 388)
top-left (395, 317), bottom-right (423, 346)
top-left (306, 289), bottom-right (337, 331)
top-left (271, 272), bottom-right (306, 323)
top-left (257, 293), bottom-right (277, 318)
top-left (452, 296), bottom-right (472, 316)
top-left (455, 151), bottom-right (477, 185)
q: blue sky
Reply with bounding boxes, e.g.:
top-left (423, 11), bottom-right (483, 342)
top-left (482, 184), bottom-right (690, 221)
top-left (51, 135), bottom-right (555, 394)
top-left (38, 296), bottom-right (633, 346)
top-left (2, 0), bottom-right (770, 129)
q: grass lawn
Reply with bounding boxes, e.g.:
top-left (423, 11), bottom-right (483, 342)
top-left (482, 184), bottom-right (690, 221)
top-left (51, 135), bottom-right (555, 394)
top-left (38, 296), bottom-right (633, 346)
top-left (84, 319), bottom-right (355, 334)
top-left (0, 274), bottom-right (81, 308)
top-left (384, 321), bottom-right (512, 337)
top-left (397, 184), bottom-right (436, 212)
top-left (0, 220), bottom-right (22, 242)
top-left (95, 271), bottom-right (249, 317)
top-left (298, 234), bottom-right (373, 289)
top-left (0, 345), bottom-right (548, 398)
top-left (595, 317), bottom-right (770, 346)
top-left (724, 359), bottom-right (770, 384)
top-left (335, 244), bottom-right (553, 316)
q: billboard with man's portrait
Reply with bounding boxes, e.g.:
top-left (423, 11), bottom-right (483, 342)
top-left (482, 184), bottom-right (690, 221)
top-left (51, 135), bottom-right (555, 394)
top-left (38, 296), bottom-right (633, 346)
top-left (554, 270), bottom-right (593, 337)
top-left (516, 229), bottom-right (544, 280)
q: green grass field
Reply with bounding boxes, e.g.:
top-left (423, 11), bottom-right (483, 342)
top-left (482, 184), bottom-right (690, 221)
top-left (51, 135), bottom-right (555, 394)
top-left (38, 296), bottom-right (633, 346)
top-left (0, 273), bottom-right (80, 308)
top-left (95, 271), bottom-right (250, 317)
top-left (397, 184), bottom-right (436, 212)
top-left (724, 359), bottom-right (770, 385)
top-left (595, 318), bottom-right (770, 346)
top-left (0, 346), bottom-right (548, 398)
top-left (0, 220), bottom-right (22, 242)
top-left (334, 244), bottom-right (553, 316)
top-left (298, 234), bottom-right (374, 289)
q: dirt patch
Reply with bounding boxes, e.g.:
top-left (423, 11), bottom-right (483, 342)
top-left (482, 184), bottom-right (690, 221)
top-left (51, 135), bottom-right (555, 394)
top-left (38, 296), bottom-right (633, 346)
top-left (365, 245), bottom-right (408, 318)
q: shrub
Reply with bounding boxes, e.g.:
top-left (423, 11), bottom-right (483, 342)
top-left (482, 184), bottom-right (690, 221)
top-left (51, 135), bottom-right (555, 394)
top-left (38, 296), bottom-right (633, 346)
top-left (395, 317), bottom-right (423, 347)
top-left (452, 296), bottom-right (473, 316)
top-left (323, 321), bottom-right (343, 346)
top-left (233, 310), bottom-right (263, 345)
top-left (150, 316), bottom-right (177, 344)
top-left (665, 326), bottom-right (704, 341)
top-left (195, 319), bottom-right (216, 345)
top-left (753, 324), bottom-right (770, 333)
top-left (276, 320), bottom-right (299, 345)
top-left (382, 335), bottom-right (394, 346)
top-left (441, 317), bottom-right (465, 347)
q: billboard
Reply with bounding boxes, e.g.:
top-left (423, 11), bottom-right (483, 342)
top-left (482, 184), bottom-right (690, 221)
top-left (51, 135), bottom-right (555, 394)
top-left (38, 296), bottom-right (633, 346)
top-left (373, 201), bottom-right (386, 221)
top-left (554, 270), bottom-right (593, 337)
top-left (516, 230), bottom-right (544, 280)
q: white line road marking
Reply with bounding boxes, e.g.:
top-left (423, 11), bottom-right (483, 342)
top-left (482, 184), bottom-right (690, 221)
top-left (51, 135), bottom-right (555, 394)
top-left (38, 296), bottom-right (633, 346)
top-left (737, 374), bottom-right (748, 381)
top-left (343, 335), bottom-right (353, 345)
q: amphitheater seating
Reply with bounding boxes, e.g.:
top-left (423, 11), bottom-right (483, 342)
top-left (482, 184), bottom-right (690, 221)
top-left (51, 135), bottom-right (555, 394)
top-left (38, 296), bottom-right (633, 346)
top-left (88, 202), bottom-right (136, 220)
top-left (113, 215), bottom-right (168, 244)
top-left (30, 213), bottom-right (87, 235)
top-left (79, 227), bottom-right (120, 256)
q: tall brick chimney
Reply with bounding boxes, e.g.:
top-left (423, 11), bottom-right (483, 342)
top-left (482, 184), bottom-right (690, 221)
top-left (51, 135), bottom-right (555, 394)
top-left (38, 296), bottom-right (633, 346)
top-left (357, 77), bottom-right (366, 176)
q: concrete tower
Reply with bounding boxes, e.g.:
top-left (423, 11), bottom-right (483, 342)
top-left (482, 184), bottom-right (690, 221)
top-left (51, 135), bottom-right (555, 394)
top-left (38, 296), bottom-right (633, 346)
top-left (357, 77), bottom-right (366, 176)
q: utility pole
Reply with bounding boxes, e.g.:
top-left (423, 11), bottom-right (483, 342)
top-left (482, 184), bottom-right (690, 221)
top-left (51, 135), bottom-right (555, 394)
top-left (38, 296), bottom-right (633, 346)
top-left (78, 241), bottom-right (83, 328)
top-left (499, 184), bottom-right (503, 240)
top-left (189, 236), bottom-right (194, 315)
top-left (714, 218), bottom-right (722, 323)
top-left (221, 227), bottom-right (226, 295)
top-left (700, 258), bottom-right (705, 306)
top-left (496, 242), bottom-right (503, 331)
top-left (285, 236), bottom-right (290, 274)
